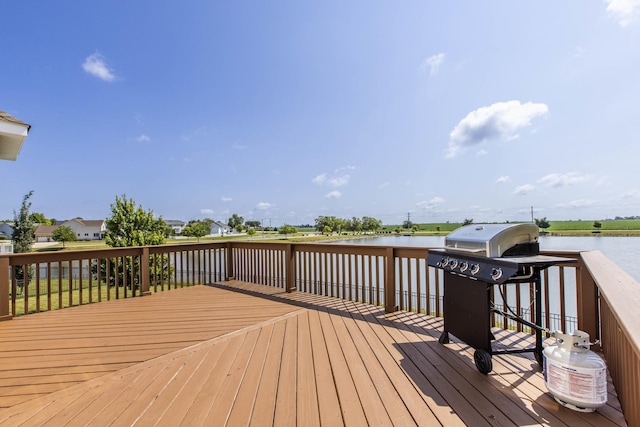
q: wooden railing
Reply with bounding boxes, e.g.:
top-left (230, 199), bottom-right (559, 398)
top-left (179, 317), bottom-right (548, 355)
top-left (0, 241), bottom-right (637, 425)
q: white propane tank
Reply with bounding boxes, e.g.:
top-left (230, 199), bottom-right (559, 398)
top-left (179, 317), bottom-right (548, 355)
top-left (543, 330), bottom-right (608, 412)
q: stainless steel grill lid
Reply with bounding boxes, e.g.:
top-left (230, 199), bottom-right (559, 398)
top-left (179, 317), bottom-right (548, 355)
top-left (444, 223), bottom-right (539, 258)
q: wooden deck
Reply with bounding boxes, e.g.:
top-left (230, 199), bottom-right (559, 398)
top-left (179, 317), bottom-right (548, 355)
top-left (0, 281), bottom-right (627, 426)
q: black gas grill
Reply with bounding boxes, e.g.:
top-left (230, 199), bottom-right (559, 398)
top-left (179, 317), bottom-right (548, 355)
top-left (427, 223), bottom-right (575, 374)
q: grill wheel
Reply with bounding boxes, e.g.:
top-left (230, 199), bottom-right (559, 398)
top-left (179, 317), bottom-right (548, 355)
top-left (474, 349), bottom-right (493, 374)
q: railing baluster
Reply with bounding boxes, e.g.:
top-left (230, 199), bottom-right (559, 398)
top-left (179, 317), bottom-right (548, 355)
top-left (559, 266), bottom-right (566, 332)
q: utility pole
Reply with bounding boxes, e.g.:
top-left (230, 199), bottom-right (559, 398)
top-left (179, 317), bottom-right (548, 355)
top-left (531, 206), bottom-right (534, 223)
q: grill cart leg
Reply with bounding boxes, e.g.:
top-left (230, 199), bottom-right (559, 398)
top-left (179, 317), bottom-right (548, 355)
top-left (534, 272), bottom-right (543, 367)
top-left (438, 331), bottom-right (450, 344)
top-left (474, 349), bottom-right (493, 374)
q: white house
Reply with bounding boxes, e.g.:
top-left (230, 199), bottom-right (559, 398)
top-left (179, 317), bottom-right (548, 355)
top-left (58, 218), bottom-right (106, 241)
top-left (211, 221), bottom-right (231, 236)
top-left (165, 220), bottom-right (185, 235)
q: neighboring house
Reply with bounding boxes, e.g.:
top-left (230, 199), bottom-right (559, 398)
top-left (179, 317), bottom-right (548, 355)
top-left (165, 220), bottom-right (185, 235)
top-left (35, 225), bottom-right (57, 242)
top-left (0, 221), bottom-right (13, 239)
top-left (58, 218), bottom-right (106, 241)
top-left (211, 221), bottom-right (231, 236)
top-left (0, 242), bottom-right (12, 254)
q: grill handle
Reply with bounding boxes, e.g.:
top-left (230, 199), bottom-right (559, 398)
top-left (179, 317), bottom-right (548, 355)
top-left (443, 247), bottom-right (485, 254)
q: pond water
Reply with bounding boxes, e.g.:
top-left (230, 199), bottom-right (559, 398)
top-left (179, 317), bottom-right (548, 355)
top-left (334, 235), bottom-right (640, 283)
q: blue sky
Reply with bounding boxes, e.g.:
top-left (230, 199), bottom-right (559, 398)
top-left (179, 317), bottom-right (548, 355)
top-left (2, 1), bottom-right (640, 227)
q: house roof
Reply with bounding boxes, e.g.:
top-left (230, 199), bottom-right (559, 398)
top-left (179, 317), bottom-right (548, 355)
top-left (0, 111), bottom-right (31, 129)
top-left (61, 218), bottom-right (105, 227)
top-left (0, 110), bottom-right (31, 161)
top-left (35, 225), bottom-right (58, 237)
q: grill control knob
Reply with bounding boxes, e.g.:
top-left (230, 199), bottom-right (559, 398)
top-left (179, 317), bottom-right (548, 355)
top-left (491, 268), bottom-right (503, 281)
top-left (459, 262), bottom-right (469, 272)
top-left (440, 257), bottom-right (449, 267)
top-left (470, 264), bottom-right (480, 275)
top-left (449, 259), bottom-right (458, 269)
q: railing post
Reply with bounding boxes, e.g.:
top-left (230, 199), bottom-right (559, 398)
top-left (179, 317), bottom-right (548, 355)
top-left (385, 247), bottom-right (396, 313)
top-left (285, 243), bottom-right (296, 293)
top-left (140, 247), bottom-right (151, 296)
top-left (0, 257), bottom-right (11, 321)
top-left (225, 242), bottom-right (235, 280)
top-left (577, 254), bottom-right (600, 351)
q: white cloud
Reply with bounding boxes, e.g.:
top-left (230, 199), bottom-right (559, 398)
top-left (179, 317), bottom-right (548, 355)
top-left (221, 197), bottom-right (232, 202)
top-left (537, 172), bottom-right (588, 187)
top-left (82, 52), bottom-right (116, 82)
top-left (135, 134), bottom-right (151, 143)
top-left (604, 0), bottom-right (640, 26)
top-left (200, 208), bottom-right (214, 215)
top-left (514, 184), bottom-right (536, 195)
top-left (313, 166), bottom-right (354, 187)
top-left (416, 197), bottom-right (445, 210)
top-left (327, 175), bottom-right (350, 187)
top-left (325, 191), bottom-right (342, 199)
top-left (312, 174), bottom-right (327, 185)
top-left (496, 176), bottom-right (511, 184)
top-left (447, 100), bottom-right (549, 158)
top-left (256, 202), bottom-right (273, 210)
top-left (378, 182), bottom-right (390, 189)
top-left (421, 53), bottom-right (445, 76)
top-left (232, 142), bottom-right (248, 150)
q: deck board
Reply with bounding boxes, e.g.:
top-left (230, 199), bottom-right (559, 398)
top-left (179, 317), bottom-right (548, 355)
top-left (0, 281), bottom-right (628, 426)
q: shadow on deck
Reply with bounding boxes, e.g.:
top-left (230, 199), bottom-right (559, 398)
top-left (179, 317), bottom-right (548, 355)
top-left (0, 281), bottom-right (626, 426)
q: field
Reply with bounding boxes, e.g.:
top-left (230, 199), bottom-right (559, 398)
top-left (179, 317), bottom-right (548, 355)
top-left (410, 219), bottom-right (640, 236)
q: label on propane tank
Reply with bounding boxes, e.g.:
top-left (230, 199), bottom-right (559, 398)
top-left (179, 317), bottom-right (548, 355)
top-left (545, 360), bottom-right (607, 404)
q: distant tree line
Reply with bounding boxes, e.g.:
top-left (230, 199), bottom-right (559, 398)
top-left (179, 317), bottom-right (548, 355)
top-left (314, 216), bottom-right (382, 235)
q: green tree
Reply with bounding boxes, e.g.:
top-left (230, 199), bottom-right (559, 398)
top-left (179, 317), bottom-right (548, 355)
top-left (247, 227), bottom-right (256, 238)
top-left (182, 220), bottom-right (210, 241)
top-left (101, 195), bottom-right (170, 290)
top-left (12, 191), bottom-right (37, 289)
top-left (227, 213), bottom-right (244, 230)
top-left (52, 225), bottom-right (76, 248)
top-left (278, 224), bottom-right (298, 237)
top-left (348, 217), bottom-right (363, 234)
top-left (105, 195), bottom-right (166, 247)
top-left (245, 220), bottom-right (261, 229)
top-left (30, 212), bottom-right (52, 225)
top-left (362, 216), bottom-right (382, 233)
top-left (535, 217), bottom-right (550, 230)
top-left (593, 221), bottom-right (602, 233)
top-left (13, 191), bottom-right (37, 254)
top-left (462, 218), bottom-right (474, 226)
